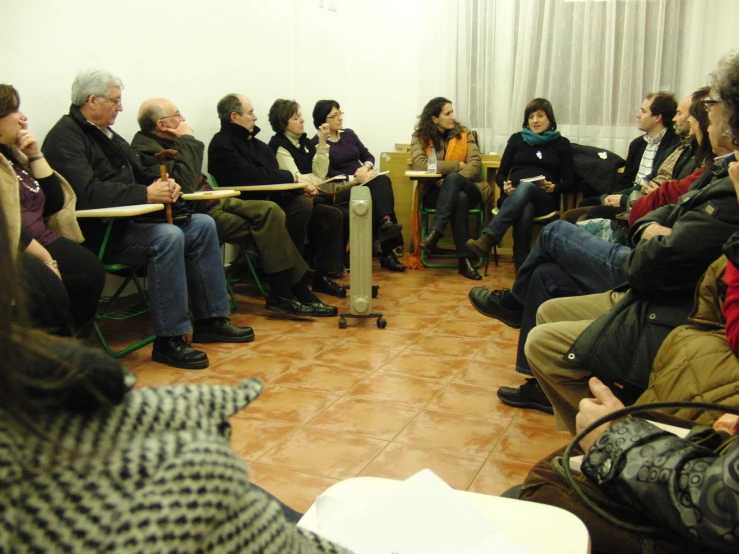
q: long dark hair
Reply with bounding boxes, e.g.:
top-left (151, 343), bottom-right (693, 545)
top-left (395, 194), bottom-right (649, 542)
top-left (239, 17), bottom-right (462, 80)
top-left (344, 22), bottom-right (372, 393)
top-left (690, 86), bottom-right (713, 167)
top-left (414, 96), bottom-right (462, 149)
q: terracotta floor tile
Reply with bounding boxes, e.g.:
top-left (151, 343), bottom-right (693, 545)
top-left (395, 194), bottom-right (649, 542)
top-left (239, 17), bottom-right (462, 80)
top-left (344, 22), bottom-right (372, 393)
top-left (248, 463), bottom-right (338, 513)
top-left (284, 320), bottom-right (361, 340)
top-left (453, 360), bottom-right (518, 388)
top-left (395, 299), bottom-right (461, 316)
top-left (513, 406), bottom-right (559, 428)
top-left (131, 363), bottom-right (192, 388)
top-left (249, 336), bottom-right (333, 360)
top-left (395, 410), bottom-right (509, 456)
top-left (230, 417), bottom-right (298, 462)
top-left (343, 328), bottom-right (422, 349)
top-left (427, 382), bottom-right (518, 421)
top-left (378, 351), bottom-right (467, 382)
top-left (347, 373), bottom-right (445, 408)
top-left (258, 427), bottom-right (387, 479)
top-left (468, 458), bottom-right (533, 496)
top-left (306, 397), bottom-right (419, 440)
top-left (415, 290), bottom-right (469, 303)
top-left (406, 335), bottom-right (489, 359)
top-left (492, 421), bottom-right (571, 464)
top-left (312, 343), bottom-right (400, 372)
top-left (360, 443), bottom-right (485, 490)
top-left (245, 386), bottom-right (338, 424)
top-left (475, 339), bottom-right (519, 365)
top-left (378, 312), bottom-right (443, 330)
top-left (179, 353), bottom-right (285, 386)
top-left (272, 363), bottom-right (367, 394)
top-left (432, 318), bottom-right (514, 338)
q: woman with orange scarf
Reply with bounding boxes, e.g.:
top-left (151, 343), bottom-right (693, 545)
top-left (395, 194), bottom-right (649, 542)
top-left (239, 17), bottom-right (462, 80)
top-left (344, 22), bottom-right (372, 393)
top-left (409, 97), bottom-right (490, 280)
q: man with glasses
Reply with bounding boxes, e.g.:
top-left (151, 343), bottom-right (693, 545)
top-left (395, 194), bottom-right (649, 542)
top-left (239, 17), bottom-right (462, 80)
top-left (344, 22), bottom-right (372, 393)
top-left (43, 70), bottom-right (255, 370)
top-left (130, 98), bottom-right (337, 317)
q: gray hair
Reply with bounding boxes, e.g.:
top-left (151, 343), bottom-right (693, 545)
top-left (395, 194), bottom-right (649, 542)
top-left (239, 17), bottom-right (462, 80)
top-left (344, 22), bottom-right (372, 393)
top-left (712, 49), bottom-right (739, 148)
top-left (217, 94), bottom-right (243, 124)
top-left (138, 104), bottom-right (165, 133)
top-left (71, 69), bottom-right (124, 107)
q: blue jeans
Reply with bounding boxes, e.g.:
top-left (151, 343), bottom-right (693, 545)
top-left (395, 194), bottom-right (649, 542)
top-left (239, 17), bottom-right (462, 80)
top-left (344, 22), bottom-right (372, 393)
top-left (511, 220), bottom-right (631, 375)
top-left (486, 182), bottom-right (555, 269)
top-left (423, 172), bottom-right (482, 258)
top-left (108, 214), bottom-right (230, 337)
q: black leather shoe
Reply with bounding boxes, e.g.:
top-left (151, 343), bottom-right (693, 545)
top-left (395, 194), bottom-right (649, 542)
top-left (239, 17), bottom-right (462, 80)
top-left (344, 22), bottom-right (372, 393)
top-left (419, 230), bottom-right (443, 254)
top-left (458, 258), bottom-right (482, 280)
top-left (497, 379), bottom-right (553, 414)
top-left (152, 336), bottom-right (209, 370)
top-left (266, 296), bottom-right (315, 317)
top-left (377, 219), bottom-right (403, 243)
top-left (312, 275), bottom-right (347, 298)
top-left (305, 294), bottom-right (339, 317)
top-left (380, 252), bottom-right (406, 272)
top-left (468, 287), bottom-right (523, 328)
top-left (192, 317), bottom-right (255, 343)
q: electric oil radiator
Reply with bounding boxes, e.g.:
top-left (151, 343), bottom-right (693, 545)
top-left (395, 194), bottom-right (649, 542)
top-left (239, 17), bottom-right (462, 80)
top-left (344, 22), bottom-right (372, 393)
top-left (339, 186), bottom-right (387, 329)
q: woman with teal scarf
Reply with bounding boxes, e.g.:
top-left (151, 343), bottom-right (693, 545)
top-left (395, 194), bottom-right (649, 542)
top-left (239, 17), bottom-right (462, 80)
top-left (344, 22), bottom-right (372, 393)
top-left (467, 98), bottom-right (574, 271)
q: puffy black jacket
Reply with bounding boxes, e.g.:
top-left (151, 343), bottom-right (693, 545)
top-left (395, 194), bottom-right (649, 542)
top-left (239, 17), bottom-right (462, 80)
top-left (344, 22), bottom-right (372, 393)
top-left (566, 159), bottom-right (739, 401)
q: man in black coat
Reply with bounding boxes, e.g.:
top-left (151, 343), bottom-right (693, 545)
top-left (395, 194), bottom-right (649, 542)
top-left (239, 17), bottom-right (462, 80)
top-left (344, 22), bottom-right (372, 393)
top-left (131, 98), bottom-right (336, 318)
top-left (207, 94), bottom-right (346, 298)
top-left (43, 70), bottom-right (254, 370)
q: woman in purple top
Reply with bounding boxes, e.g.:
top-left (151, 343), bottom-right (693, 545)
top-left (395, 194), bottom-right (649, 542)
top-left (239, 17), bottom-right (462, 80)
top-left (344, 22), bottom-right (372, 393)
top-left (0, 85), bottom-right (105, 336)
top-left (311, 100), bottom-right (405, 272)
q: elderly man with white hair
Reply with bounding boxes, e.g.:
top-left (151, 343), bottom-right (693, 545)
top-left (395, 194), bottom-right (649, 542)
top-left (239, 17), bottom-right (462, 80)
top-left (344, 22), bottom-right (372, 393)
top-left (43, 69), bottom-right (254, 370)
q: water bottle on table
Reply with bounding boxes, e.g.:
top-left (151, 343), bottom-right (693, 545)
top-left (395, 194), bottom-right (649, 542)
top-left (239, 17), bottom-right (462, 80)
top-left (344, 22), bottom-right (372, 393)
top-left (427, 146), bottom-right (437, 174)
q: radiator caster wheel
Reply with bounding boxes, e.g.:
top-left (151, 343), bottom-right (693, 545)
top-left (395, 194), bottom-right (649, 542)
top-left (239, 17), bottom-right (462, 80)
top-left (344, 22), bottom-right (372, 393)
top-left (339, 317), bottom-right (347, 329)
top-left (372, 285), bottom-right (379, 298)
top-left (377, 317), bottom-right (387, 329)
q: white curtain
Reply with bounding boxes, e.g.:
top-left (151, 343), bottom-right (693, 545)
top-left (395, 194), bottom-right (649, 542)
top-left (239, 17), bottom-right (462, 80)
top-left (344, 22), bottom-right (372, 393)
top-left (455, 0), bottom-right (698, 157)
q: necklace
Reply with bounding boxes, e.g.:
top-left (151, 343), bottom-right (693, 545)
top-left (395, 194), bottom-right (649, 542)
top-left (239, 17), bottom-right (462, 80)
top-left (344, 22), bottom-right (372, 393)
top-left (16, 166), bottom-right (40, 194)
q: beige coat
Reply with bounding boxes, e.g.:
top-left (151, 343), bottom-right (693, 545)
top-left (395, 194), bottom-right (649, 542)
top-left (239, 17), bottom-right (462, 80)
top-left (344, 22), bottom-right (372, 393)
top-left (1, 146), bottom-right (84, 257)
top-left (635, 256), bottom-right (739, 425)
top-left (274, 131), bottom-right (330, 187)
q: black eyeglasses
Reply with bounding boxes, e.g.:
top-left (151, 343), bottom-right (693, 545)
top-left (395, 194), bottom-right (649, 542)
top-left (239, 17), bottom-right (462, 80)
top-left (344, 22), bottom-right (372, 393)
top-left (702, 97), bottom-right (720, 112)
top-left (158, 111), bottom-right (182, 121)
top-left (326, 111), bottom-right (344, 119)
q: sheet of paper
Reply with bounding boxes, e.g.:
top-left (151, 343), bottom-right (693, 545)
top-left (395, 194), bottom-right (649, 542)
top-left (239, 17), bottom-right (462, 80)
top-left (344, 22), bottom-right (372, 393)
top-left (519, 175), bottom-right (546, 183)
top-left (357, 170), bottom-right (389, 186)
top-left (313, 469), bottom-right (530, 554)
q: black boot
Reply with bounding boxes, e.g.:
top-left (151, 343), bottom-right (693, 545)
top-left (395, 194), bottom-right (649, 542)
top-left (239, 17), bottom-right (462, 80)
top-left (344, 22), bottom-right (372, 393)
top-left (380, 251), bottom-right (406, 272)
top-left (420, 230), bottom-right (443, 254)
top-left (152, 336), bottom-right (209, 370)
top-left (458, 257), bottom-right (482, 280)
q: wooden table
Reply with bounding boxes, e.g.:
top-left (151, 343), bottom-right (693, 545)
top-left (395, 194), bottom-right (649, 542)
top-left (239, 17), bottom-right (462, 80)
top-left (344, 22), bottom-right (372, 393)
top-left (75, 203), bottom-right (164, 218)
top-left (181, 190), bottom-right (239, 201)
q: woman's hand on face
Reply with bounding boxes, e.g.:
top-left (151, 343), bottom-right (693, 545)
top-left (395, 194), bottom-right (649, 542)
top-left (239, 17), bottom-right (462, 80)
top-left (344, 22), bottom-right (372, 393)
top-left (317, 123), bottom-right (330, 145)
top-left (17, 128), bottom-right (41, 157)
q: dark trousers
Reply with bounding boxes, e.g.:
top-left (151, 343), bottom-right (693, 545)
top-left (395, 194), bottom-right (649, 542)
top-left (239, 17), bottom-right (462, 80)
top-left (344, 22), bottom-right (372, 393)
top-left (273, 193), bottom-right (344, 273)
top-left (21, 237), bottom-right (106, 337)
top-left (321, 175), bottom-right (403, 255)
top-left (487, 182), bottom-right (556, 269)
top-left (423, 172), bottom-right (482, 258)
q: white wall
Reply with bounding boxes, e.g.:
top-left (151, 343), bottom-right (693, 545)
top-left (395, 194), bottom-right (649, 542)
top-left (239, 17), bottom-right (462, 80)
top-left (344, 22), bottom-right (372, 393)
top-left (0, 0), bottom-right (457, 165)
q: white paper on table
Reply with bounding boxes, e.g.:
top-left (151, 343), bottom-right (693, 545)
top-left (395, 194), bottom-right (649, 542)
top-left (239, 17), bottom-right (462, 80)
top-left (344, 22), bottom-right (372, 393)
top-left (313, 469), bottom-right (530, 554)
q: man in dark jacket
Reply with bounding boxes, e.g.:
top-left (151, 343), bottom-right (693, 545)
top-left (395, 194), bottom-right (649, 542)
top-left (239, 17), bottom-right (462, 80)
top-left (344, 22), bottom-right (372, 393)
top-left (207, 94), bottom-right (346, 298)
top-left (525, 148), bottom-right (739, 430)
top-left (130, 98), bottom-right (336, 318)
top-left (43, 69), bottom-right (254, 370)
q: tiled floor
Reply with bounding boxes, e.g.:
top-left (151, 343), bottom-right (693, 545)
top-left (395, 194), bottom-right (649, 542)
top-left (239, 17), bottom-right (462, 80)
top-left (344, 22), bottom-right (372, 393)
top-left (111, 258), bottom-right (570, 512)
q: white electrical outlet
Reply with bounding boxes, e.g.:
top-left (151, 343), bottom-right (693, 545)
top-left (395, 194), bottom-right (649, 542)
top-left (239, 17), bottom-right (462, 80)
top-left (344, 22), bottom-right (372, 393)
top-left (327, 0), bottom-right (338, 11)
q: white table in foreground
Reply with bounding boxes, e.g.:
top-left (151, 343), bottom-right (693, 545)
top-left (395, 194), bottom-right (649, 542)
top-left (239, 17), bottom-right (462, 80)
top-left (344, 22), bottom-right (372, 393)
top-left (298, 476), bottom-right (590, 554)
top-left (220, 183), bottom-right (308, 192)
top-left (75, 203), bottom-right (164, 218)
top-left (181, 190), bottom-right (239, 201)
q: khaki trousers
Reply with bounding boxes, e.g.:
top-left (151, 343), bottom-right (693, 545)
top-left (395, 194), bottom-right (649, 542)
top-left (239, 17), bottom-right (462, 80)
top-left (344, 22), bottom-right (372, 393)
top-left (525, 290), bottom-right (626, 434)
top-left (208, 197), bottom-right (308, 284)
